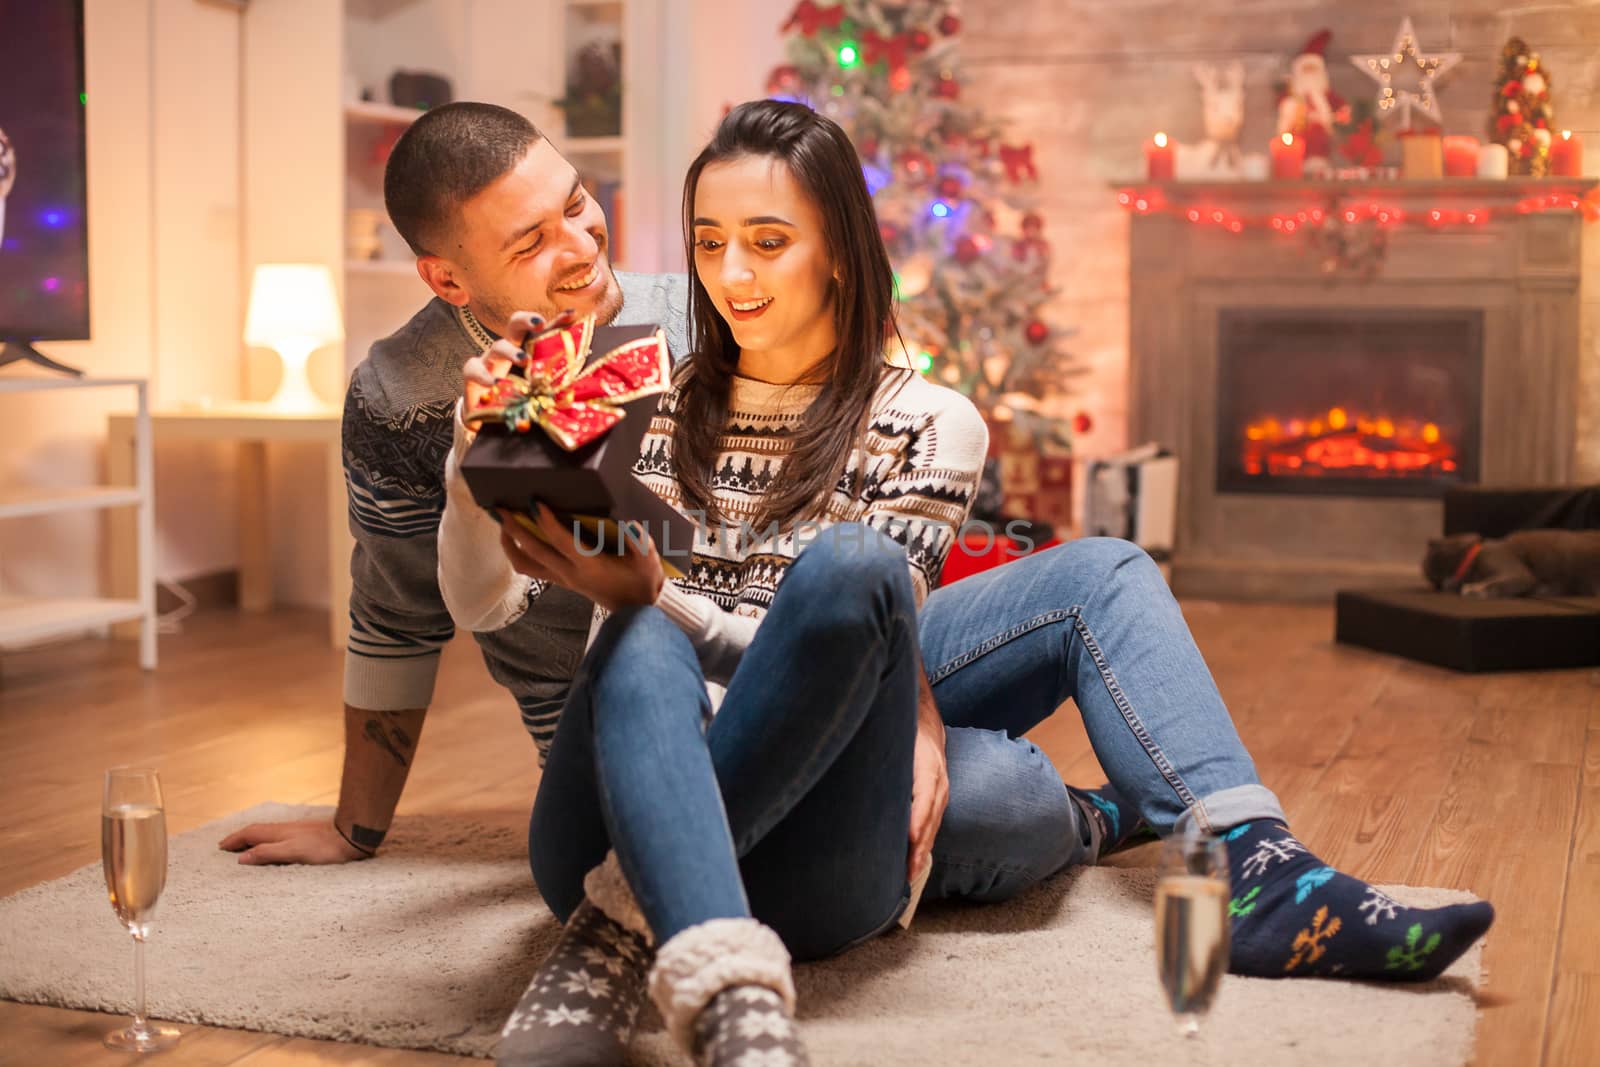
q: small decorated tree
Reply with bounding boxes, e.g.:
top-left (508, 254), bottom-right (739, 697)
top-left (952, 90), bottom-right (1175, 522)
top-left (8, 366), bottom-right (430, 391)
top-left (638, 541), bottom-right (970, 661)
top-left (1490, 37), bottom-right (1556, 176)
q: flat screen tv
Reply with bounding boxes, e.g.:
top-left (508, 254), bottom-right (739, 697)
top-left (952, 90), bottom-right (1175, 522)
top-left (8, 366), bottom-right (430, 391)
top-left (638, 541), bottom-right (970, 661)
top-left (0, 0), bottom-right (90, 375)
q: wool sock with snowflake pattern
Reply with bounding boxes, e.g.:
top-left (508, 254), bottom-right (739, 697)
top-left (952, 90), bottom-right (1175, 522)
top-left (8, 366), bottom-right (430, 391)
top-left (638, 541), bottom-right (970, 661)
top-left (1222, 821), bottom-right (1494, 981)
top-left (495, 900), bottom-right (651, 1067)
top-left (1066, 781), bottom-right (1153, 859)
top-left (693, 986), bottom-right (811, 1067)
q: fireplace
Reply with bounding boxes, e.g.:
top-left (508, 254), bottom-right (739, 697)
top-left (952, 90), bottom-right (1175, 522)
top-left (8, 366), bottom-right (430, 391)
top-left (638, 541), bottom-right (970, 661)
top-left (1215, 309), bottom-right (1483, 498)
top-left (1127, 178), bottom-right (1590, 599)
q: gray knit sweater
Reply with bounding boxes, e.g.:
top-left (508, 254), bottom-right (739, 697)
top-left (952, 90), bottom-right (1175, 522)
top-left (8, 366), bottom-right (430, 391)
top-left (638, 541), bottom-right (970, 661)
top-left (340, 272), bottom-right (689, 751)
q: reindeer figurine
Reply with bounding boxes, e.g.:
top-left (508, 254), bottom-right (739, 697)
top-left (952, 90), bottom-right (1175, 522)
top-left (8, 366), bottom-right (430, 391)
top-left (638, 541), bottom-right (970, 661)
top-left (1176, 62), bottom-right (1251, 180)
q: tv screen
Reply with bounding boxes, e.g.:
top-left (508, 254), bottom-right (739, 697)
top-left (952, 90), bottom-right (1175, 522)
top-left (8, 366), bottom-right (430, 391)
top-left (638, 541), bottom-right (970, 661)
top-left (0, 0), bottom-right (90, 343)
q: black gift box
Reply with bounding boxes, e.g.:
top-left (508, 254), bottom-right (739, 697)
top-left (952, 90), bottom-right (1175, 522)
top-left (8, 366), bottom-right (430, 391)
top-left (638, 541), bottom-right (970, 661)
top-left (459, 323), bottom-right (695, 570)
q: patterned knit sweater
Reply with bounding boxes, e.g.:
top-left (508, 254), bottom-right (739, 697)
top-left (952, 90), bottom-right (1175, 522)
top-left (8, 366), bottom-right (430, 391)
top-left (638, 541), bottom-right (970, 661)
top-left (438, 365), bottom-right (989, 688)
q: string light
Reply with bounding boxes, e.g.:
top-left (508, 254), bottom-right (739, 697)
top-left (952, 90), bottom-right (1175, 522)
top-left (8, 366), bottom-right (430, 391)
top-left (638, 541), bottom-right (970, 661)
top-left (1116, 186), bottom-right (1590, 231)
top-left (837, 42), bottom-right (860, 68)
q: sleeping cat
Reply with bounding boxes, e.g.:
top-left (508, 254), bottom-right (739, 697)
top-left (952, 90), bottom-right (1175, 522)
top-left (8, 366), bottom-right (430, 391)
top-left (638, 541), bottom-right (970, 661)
top-left (1422, 530), bottom-right (1600, 598)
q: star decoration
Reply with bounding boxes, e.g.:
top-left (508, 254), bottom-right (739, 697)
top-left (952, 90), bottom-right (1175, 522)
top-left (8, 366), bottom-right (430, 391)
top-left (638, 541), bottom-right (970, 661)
top-left (1349, 18), bottom-right (1462, 129)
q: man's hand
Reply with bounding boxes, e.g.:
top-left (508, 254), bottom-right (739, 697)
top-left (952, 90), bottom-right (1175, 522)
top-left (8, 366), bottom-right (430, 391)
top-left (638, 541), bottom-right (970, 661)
top-left (908, 671), bottom-right (949, 882)
top-left (498, 503), bottom-right (664, 613)
top-left (218, 818), bottom-right (368, 866)
top-left (462, 310), bottom-right (545, 421)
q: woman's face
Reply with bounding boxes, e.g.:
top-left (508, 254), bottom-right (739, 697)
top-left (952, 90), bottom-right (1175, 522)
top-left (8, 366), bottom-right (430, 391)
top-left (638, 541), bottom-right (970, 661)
top-left (691, 154), bottom-right (837, 378)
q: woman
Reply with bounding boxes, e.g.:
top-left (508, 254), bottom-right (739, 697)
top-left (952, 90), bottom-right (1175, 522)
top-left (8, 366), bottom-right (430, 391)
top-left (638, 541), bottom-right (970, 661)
top-left (440, 100), bottom-right (988, 1067)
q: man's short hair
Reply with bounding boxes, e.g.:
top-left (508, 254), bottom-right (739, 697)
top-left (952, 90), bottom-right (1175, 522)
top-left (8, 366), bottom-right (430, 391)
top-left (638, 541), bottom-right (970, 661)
top-left (383, 102), bottom-right (543, 257)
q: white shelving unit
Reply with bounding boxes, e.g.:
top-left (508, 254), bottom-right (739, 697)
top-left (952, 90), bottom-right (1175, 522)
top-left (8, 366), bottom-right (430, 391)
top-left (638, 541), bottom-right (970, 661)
top-left (0, 376), bottom-right (156, 669)
top-left (335, 0), bottom-right (671, 382)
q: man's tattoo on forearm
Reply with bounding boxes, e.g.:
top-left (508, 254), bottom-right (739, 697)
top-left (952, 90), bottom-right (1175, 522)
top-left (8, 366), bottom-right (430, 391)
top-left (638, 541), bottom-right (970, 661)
top-left (363, 716), bottom-right (414, 768)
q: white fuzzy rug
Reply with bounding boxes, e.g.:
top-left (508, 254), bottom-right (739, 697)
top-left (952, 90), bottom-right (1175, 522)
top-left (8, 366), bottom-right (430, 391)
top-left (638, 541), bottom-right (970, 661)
top-left (0, 804), bottom-right (1483, 1065)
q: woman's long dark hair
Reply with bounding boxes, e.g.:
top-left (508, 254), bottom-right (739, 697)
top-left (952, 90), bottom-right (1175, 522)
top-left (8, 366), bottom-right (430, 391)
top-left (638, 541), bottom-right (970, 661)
top-left (673, 99), bottom-right (903, 532)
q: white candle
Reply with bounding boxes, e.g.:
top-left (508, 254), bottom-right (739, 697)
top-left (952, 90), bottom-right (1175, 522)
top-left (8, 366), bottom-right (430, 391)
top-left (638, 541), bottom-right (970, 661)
top-left (1476, 143), bottom-right (1509, 179)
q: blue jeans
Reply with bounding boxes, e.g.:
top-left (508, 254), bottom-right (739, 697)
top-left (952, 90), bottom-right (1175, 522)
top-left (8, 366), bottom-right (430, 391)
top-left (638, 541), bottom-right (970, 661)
top-left (530, 525), bottom-right (922, 961)
top-left (919, 537), bottom-right (1286, 904)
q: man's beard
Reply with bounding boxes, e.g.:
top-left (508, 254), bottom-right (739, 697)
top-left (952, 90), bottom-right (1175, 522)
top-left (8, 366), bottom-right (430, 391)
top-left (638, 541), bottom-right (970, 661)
top-left (474, 261), bottom-right (624, 334)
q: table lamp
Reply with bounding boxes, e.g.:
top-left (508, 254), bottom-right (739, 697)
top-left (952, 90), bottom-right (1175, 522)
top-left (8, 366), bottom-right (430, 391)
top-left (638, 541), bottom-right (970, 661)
top-left (244, 263), bottom-right (343, 411)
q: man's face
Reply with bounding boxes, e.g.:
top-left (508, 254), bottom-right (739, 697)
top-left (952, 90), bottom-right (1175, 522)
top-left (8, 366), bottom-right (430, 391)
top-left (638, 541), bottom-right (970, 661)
top-left (438, 139), bottom-right (623, 334)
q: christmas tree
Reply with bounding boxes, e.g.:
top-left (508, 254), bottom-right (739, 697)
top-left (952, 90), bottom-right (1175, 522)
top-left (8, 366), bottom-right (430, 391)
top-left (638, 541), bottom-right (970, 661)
top-left (1490, 38), bottom-right (1556, 177)
top-left (767, 0), bottom-right (1085, 449)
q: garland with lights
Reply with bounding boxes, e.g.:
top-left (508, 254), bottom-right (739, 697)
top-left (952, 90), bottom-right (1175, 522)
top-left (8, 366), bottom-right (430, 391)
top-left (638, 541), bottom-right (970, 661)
top-left (1117, 183), bottom-right (1597, 277)
top-left (770, 0), bottom-right (1088, 446)
top-left (1116, 185), bottom-right (1600, 232)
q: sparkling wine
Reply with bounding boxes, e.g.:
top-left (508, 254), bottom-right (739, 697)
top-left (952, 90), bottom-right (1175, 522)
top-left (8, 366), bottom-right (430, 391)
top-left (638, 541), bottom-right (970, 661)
top-left (102, 803), bottom-right (168, 932)
top-left (1155, 875), bottom-right (1228, 1021)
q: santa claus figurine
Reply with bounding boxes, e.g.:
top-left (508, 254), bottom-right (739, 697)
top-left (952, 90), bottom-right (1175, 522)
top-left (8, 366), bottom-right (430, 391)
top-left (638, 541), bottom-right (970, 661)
top-left (1278, 30), bottom-right (1348, 177)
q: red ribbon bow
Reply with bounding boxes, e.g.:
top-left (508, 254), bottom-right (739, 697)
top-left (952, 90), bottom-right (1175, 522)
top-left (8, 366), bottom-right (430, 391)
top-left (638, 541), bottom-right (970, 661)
top-left (468, 313), bottom-right (671, 451)
top-left (999, 143), bottom-right (1038, 183)
top-left (782, 0), bottom-right (845, 36)
top-left (862, 29), bottom-right (911, 74)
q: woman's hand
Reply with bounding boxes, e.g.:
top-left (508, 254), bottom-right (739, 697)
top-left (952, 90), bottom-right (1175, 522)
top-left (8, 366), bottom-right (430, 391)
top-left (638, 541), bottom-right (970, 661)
top-left (462, 311), bottom-right (546, 428)
top-left (498, 503), bottom-right (665, 612)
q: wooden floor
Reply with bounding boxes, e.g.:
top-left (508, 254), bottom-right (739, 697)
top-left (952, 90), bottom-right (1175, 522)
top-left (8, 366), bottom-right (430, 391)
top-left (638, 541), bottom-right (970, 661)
top-left (1, 602), bottom-right (1596, 1066)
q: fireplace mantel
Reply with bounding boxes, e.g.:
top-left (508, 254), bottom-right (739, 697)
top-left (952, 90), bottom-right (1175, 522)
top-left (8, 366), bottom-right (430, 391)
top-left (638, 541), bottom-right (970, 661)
top-left (1127, 179), bottom-right (1594, 601)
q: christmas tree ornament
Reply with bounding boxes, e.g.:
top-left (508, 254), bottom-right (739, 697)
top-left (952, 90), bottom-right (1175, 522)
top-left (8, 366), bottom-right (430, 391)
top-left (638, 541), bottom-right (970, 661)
top-left (1025, 320), bottom-right (1050, 345)
top-left (1073, 412), bottom-right (1094, 435)
top-left (998, 143), bottom-right (1038, 182)
top-left (782, 0), bottom-right (846, 37)
top-left (936, 173), bottom-right (964, 199)
top-left (1350, 18), bottom-right (1462, 130)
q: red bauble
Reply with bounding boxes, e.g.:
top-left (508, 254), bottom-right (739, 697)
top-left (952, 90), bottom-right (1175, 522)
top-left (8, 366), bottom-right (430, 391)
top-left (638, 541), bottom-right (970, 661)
top-left (1021, 212), bottom-right (1044, 237)
top-left (766, 64), bottom-right (801, 96)
top-left (936, 174), bottom-right (964, 199)
top-left (860, 137), bottom-right (881, 159)
top-left (910, 29), bottom-right (932, 53)
top-left (935, 77), bottom-right (961, 100)
top-left (954, 235), bottom-right (984, 264)
top-left (939, 14), bottom-right (962, 35)
top-left (900, 150), bottom-right (933, 182)
top-left (1025, 320), bottom-right (1050, 345)
top-left (1073, 412), bottom-right (1093, 435)
top-left (880, 222), bottom-right (900, 245)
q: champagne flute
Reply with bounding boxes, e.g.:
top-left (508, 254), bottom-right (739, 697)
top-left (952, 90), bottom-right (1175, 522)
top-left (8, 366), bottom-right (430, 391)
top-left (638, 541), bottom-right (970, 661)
top-left (101, 767), bottom-right (180, 1052)
top-left (1154, 828), bottom-right (1230, 1038)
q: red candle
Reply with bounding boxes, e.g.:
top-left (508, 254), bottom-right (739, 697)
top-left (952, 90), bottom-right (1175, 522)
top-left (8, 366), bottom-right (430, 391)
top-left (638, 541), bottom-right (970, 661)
top-left (1270, 132), bottom-right (1305, 180)
top-left (1549, 130), bottom-right (1584, 177)
top-left (1442, 135), bottom-right (1479, 177)
top-left (1145, 132), bottom-right (1175, 181)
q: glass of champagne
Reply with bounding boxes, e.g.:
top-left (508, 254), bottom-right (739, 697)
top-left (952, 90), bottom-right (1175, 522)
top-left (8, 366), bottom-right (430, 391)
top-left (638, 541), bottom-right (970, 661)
top-left (1154, 828), bottom-right (1230, 1038)
top-left (101, 767), bottom-right (180, 1052)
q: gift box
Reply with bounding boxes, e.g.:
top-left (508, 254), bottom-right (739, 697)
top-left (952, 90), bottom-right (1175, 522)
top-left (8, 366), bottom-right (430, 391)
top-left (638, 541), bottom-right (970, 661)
top-left (459, 316), bottom-right (696, 570)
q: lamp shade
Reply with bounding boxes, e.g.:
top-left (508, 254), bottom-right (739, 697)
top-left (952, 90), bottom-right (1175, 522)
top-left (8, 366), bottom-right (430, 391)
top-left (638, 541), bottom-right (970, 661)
top-left (243, 263), bottom-right (343, 348)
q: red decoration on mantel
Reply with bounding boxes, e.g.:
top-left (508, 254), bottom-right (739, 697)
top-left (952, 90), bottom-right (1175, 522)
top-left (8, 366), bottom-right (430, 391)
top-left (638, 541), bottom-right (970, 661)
top-left (1115, 186), bottom-right (1600, 230)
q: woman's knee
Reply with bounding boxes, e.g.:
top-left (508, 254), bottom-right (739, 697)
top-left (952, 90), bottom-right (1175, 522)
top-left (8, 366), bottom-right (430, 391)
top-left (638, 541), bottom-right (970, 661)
top-left (782, 523), bottom-right (915, 618)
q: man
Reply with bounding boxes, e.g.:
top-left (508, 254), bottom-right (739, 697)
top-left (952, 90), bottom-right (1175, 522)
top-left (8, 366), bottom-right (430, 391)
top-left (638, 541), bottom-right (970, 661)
top-left (220, 103), bottom-right (688, 865)
top-left (223, 102), bottom-right (1491, 1010)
